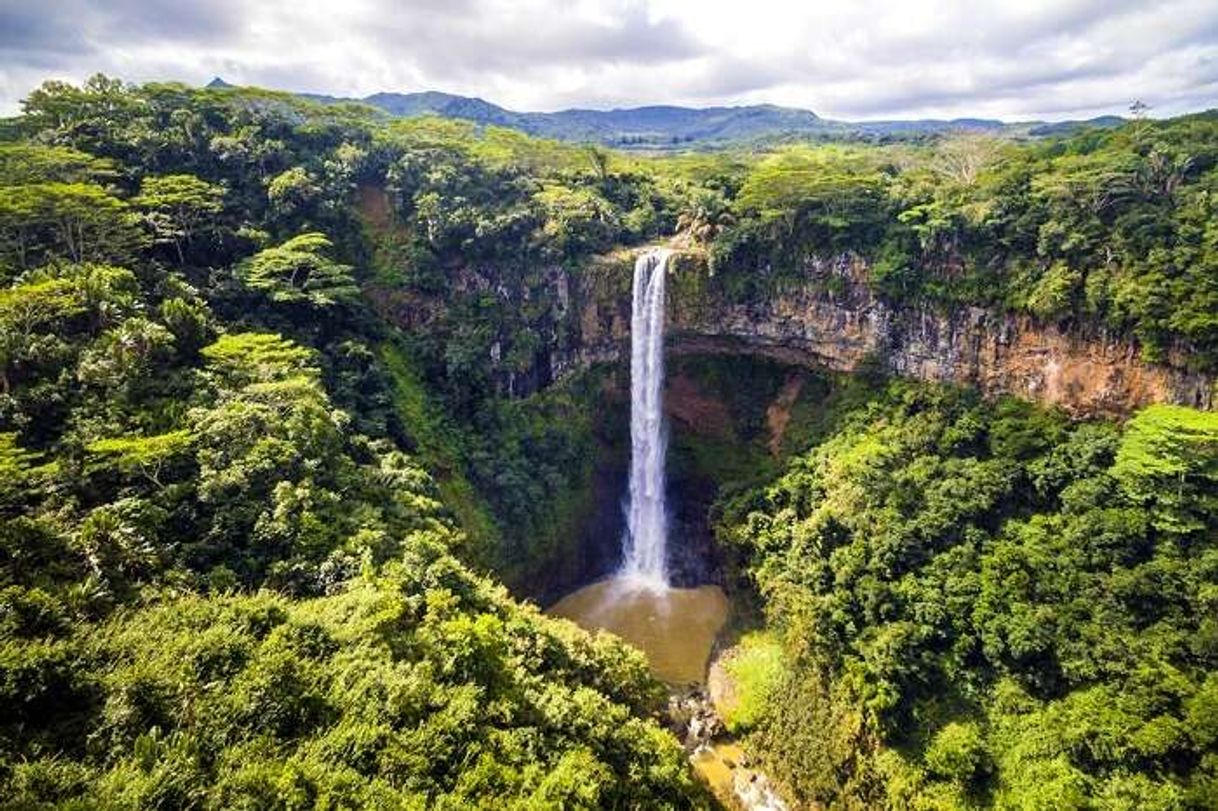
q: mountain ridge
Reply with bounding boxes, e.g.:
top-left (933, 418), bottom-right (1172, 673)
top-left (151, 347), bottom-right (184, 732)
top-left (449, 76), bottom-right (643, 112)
top-left (214, 79), bottom-right (1124, 147)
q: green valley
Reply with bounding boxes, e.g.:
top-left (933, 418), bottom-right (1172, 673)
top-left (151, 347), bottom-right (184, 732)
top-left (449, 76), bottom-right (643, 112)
top-left (0, 73), bottom-right (1215, 809)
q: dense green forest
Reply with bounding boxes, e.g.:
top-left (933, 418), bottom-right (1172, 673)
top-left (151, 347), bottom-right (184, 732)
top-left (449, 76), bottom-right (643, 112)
top-left (713, 381), bottom-right (1218, 809)
top-left (1, 75), bottom-right (1216, 808)
top-left (0, 76), bottom-right (703, 808)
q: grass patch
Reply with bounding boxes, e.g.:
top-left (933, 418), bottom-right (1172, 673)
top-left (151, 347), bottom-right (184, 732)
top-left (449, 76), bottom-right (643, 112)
top-left (719, 631), bottom-right (786, 733)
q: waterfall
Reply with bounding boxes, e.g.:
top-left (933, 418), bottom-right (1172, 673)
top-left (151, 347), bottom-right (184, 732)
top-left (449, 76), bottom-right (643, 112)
top-left (620, 248), bottom-right (671, 587)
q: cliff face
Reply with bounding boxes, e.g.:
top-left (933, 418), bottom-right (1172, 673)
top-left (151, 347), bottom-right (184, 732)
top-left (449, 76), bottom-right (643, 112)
top-left (569, 253), bottom-right (1214, 417)
top-left (367, 243), bottom-right (1212, 417)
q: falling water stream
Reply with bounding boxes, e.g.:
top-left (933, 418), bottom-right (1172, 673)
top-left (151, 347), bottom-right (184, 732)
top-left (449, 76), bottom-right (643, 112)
top-left (621, 247), bottom-right (671, 585)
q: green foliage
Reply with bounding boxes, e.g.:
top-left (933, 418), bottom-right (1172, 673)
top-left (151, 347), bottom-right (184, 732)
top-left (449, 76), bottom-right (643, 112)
top-left (2, 72), bottom-right (1215, 810)
top-left (1021, 260), bottom-right (1081, 322)
top-left (377, 340), bottom-right (499, 560)
top-left (86, 429), bottom-right (194, 487)
top-left (716, 381), bottom-right (1217, 808)
top-left (0, 144), bottom-right (117, 184)
top-left (0, 277), bottom-right (85, 393)
top-left (0, 544), bottom-right (699, 807)
top-left (0, 182), bottom-right (143, 272)
top-left (735, 146), bottom-right (885, 227)
top-left (0, 86), bottom-right (705, 795)
top-left (1112, 404), bottom-right (1218, 534)
top-left (0, 433), bottom-right (55, 506)
top-left (534, 184), bottom-right (620, 256)
top-left (0, 264), bottom-right (149, 404)
top-left (201, 331), bottom-right (318, 385)
top-left (239, 232), bottom-right (359, 308)
top-left (706, 114), bottom-right (1218, 367)
top-left (266, 165), bottom-right (321, 221)
top-left (132, 173), bottom-right (225, 263)
top-left (0, 137), bottom-right (702, 800)
top-left (719, 631), bottom-right (786, 732)
top-left (723, 146), bottom-right (889, 273)
top-left (924, 721), bottom-right (987, 784)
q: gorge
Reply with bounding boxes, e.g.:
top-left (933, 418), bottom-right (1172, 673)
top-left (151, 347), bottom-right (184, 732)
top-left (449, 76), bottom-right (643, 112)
top-left (565, 251), bottom-right (1214, 419)
top-left (3, 77), bottom-right (1216, 810)
top-left (549, 247), bottom-right (730, 689)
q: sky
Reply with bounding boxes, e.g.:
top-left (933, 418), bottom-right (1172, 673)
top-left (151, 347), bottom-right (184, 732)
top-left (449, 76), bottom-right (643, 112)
top-left (1, 0), bottom-right (1215, 120)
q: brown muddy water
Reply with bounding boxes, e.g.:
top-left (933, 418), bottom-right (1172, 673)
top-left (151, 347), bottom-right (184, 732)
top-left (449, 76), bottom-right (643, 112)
top-left (547, 575), bottom-right (729, 684)
top-left (549, 576), bottom-right (789, 809)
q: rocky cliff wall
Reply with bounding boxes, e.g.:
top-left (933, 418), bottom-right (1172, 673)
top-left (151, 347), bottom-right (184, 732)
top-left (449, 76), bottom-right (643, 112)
top-left (567, 252), bottom-right (1213, 417)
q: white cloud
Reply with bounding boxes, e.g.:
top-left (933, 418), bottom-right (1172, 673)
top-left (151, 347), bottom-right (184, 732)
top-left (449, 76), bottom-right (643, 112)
top-left (0, 0), bottom-right (1214, 119)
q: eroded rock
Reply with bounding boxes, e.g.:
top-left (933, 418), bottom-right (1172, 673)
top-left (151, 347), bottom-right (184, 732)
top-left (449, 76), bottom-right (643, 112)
top-left (570, 252), bottom-right (1213, 418)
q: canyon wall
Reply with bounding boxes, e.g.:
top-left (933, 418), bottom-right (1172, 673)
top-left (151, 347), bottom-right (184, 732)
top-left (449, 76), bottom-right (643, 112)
top-left (567, 252), bottom-right (1214, 417)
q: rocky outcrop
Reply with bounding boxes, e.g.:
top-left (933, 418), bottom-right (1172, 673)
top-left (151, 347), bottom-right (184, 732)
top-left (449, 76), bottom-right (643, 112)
top-left (672, 687), bottom-right (791, 811)
top-left (569, 252), bottom-right (1214, 418)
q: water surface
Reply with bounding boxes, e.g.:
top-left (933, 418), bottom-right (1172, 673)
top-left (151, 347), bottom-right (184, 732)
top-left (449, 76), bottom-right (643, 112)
top-left (548, 575), bottom-right (728, 684)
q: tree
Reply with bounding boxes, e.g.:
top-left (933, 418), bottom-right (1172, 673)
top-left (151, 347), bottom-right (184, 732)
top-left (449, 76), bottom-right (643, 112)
top-left (200, 333), bottom-right (317, 389)
top-left (735, 147), bottom-right (884, 224)
top-left (534, 184), bottom-right (620, 255)
top-left (86, 430), bottom-right (194, 489)
top-left (731, 145), bottom-right (887, 258)
top-left (0, 277), bottom-right (84, 393)
top-left (0, 433), bottom-right (55, 506)
top-left (75, 264), bottom-right (140, 330)
top-left (20, 74), bottom-right (138, 146)
top-left (585, 145), bottom-right (610, 182)
top-left (931, 134), bottom-right (1004, 187)
top-left (72, 497), bottom-right (167, 584)
top-left (133, 174), bottom-right (225, 263)
top-left (159, 297), bottom-right (213, 356)
top-left (0, 183), bottom-right (142, 269)
top-left (1112, 404), bottom-right (1218, 534)
top-left (189, 333), bottom-right (350, 575)
top-left (238, 233), bottom-right (358, 308)
top-left (675, 186), bottom-right (734, 244)
top-left (266, 166), bottom-right (320, 222)
top-left (1023, 261), bottom-right (1082, 322)
top-left (925, 721), bottom-right (988, 784)
top-left (0, 144), bottom-right (117, 184)
top-left (0, 186), bottom-right (42, 273)
top-left (76, 317), bottom-right (175, 391)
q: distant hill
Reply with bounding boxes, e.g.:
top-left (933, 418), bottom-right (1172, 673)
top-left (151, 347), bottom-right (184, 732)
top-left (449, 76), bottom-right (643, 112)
top-left (230, 80), bottom-right (1124, 148)
top-left (1027, 116), bottom-right (1126, 136)
top-left (298, 89), bottom-right (836, 145)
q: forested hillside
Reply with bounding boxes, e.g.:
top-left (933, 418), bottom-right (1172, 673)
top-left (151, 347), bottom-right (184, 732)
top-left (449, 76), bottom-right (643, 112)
top-left (0, 74), bottom-right (1215, 808)
top-left (292, 82), bottom-right (1122, 149)
top-left (0, 76), bottom-right (703, 807)
top-left (712, 380), bottom-right (1218, 809)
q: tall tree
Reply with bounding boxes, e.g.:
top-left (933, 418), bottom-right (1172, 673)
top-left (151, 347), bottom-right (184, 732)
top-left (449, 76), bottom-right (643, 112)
top-left (0, 183), bottom-right (141, 270)
top-left (133, 174), bottom-right (225, 264)
top-left (238, 232), bottom-right (357, 308)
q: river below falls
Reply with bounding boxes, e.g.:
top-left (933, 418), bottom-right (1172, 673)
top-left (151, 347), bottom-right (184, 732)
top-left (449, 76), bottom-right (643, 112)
top-left (548, 577), bottom-right (788, 809)
top-left (547, 575), bottom-right (729, 684)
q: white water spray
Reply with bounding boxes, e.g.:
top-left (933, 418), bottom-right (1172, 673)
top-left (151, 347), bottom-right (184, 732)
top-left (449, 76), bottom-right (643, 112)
top-left (620, 248), bottom-right (671, 586)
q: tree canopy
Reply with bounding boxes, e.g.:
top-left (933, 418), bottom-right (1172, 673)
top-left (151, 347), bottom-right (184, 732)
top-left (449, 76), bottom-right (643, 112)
top-left (0, 73), bottom-right (1214, 809)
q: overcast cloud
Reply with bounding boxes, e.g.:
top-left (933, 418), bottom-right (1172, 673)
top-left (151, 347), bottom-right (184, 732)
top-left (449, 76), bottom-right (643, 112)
top-left (0, 0), bottom-right (1215, 120)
